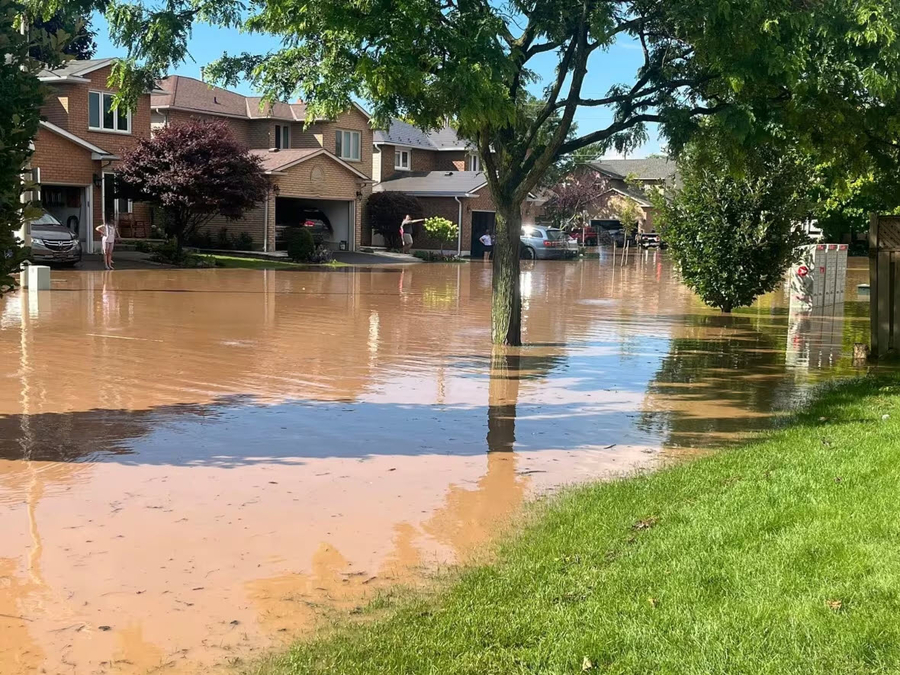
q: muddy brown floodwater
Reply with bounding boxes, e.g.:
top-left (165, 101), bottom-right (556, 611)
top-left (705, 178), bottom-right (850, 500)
top-left (0, 253), bottom-right (875, 674)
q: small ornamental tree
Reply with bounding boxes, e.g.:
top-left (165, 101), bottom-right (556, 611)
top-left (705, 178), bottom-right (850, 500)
top-left (543, 171), bottom-right (605, 233)
top-left (423, 216), bottom-right (458, 257)
top-left (656, 143), bottom-right (812, 313)
top-left (367, 192), bottom-right (422, 250)
top-left (116, 120), bottom-right (270, 251)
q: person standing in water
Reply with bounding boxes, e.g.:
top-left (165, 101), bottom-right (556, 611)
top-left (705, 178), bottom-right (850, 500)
top-left (96, 220), bottom-right (117, 270)
top-left (400, 214), bottom-right (424, 254)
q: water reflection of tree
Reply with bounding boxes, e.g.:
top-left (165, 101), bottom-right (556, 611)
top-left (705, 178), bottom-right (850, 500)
top-left (638, 312), bottom-right (797, 450)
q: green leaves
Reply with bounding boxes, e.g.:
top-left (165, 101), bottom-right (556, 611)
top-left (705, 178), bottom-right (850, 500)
top-left (657, 136), bottom-right (813, 313)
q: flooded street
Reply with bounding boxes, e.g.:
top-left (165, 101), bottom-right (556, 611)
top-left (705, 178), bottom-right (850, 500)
top-left (0, 253), bottom-right (872, 674)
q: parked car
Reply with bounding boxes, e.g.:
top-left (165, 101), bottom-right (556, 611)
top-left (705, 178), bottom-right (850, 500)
top-left (520, 225), bottom-right (578, 260)
top-left (639, 232), bottom-right (667, 249)
top-left (275, 208), bottom-right (333, 250)
top-left (567, 224), bottom-right (600, 246)
top-left (28, 212), bottom-right (82, 265)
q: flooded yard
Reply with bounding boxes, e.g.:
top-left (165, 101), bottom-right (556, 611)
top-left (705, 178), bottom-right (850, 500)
top-left (0, 253), bottom-right (872, 674)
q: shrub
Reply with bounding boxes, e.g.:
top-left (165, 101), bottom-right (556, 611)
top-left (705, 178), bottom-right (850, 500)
top-left (656, 141), bottom-right (812, 313)
top-left (413, 250), bottom-right (464, 262)
top-left (367, 192), bottom-right (422, 250)
top-left (309, 245), bottom-right (333, 263)
top-left (423, 216), bottom-right (458, 256)
top-left (287, 227), bottom-right (315, 262)
top-left (233, 231), bottom-right (254, 250)
top-left (216, 227), bottom-right (233, 250)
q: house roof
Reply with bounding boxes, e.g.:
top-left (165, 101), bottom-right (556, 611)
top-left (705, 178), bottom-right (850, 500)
top-left (152, 75), bottom-right (369, 123)
top-left (248, 148), bottom-right (371, 180)
top-left (602, 186), bottom-right (653, 208)
top-left (374, 171), bottom-right (487, 196)
top-left (374, 119), bottom-right (471, 151)
top-left (38, 58), bottom-right (116, 82)
top-left (38, 120), bottom-right (115, 159)
top-left (590, 157), bottom-right (677, 181)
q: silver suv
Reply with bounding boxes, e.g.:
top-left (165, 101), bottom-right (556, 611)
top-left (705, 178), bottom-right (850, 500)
top-left (520, 225), bottom-right (577, 260)
top-left (29, 212), bottom-right (82, 265)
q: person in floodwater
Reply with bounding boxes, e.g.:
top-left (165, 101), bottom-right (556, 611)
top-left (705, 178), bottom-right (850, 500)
top-left (479, 230), bottom-right (493, 260)
top-left (400, 214), bottom-right (424, 254)
top-left (95, 219), bottom-right (118, 270)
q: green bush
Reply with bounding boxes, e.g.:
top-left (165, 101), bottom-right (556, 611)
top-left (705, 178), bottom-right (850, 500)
top-left (287, 227), bottom-right (315, 262)
top-left (233, 231), bottom-right (254, 250)
top-left (216, 227), bottom-right (233, 250)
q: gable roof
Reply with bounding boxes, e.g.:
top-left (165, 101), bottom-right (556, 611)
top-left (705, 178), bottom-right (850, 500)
top-left (590, 157), bottom-right (677, 182)
top-left (38, 58), bottom-right (116, 82)
top-left (602, 186), bottom-right (653, 208)
top-left (39, 120), bottom-right (115, 159)
top-left (248, 148), bottom-right (371, 180)
top-left (374, 119), bottom-right (471, 151)
top-left (374, 170), bottom-right (487, 196)
top-left (152, 75), bottom-right (369, 124)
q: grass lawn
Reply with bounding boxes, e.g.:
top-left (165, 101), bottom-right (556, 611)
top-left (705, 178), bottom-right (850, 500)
top-left (251, 377), bottom-right (900, 675)
top-left (198, 254), bottom-right (347, 270)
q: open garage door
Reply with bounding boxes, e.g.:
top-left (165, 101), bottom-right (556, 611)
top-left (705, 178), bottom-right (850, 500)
top-left (275, 197), bottom-right (354, 251)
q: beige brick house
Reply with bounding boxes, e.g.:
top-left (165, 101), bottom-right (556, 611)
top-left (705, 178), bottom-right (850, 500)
top-left (370, 119), bottom-right (542, 256)
top-left (151, 75), bottom-right (374, 251)
top-left (33, 58), bottom-right (154, 253)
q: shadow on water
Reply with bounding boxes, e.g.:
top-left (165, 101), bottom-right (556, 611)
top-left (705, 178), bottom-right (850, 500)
top-left (0, 351), bottom-right (643, 467)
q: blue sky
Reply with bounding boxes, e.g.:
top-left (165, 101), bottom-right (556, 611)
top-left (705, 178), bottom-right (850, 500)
top-left (91, 13), bottom-right (663, 157)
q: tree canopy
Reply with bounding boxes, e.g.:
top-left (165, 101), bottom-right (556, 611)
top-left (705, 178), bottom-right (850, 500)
top-left (115, 119), bottom-right (271, 250)
top-left (656, 139), bottom-right (813, 313)
top-left (94, 0), bottom-right (900, 343)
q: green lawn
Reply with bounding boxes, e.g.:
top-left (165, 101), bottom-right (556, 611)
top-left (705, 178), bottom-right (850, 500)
top-left (251, 376), bottom-right (900, 675)
top-left (199, 254), bottom-right (347, 270)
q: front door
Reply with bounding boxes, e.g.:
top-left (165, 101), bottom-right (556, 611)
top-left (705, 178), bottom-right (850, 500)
top-left (470, 211), bottom-right (496, 258)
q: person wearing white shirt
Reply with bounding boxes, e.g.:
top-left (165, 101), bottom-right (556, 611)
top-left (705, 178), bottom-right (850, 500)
top-left (95, 220), bottom-right (118, 270)
top-left (479, 232), bottom-right (493, 260)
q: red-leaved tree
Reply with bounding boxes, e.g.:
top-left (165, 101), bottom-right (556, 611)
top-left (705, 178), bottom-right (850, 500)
top-left (543, 171), bottom-right (608, 233)
top-left (116, 120), bottom-right (271, 251)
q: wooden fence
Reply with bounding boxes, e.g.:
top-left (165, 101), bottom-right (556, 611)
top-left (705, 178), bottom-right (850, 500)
top-left (869, 214), bottom-right (900, 357)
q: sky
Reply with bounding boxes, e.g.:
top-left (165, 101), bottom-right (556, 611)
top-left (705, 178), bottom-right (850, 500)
top-left (91, 13), bottom-right (663, 157)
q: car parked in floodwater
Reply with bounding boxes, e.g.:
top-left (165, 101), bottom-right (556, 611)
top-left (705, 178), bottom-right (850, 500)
top-left (29, 212), bottom-right (82, 266)
top-left (520, 225), bottom-right (578, 260)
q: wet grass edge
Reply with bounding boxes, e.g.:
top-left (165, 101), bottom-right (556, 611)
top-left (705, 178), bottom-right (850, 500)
top-left (244, 374), bottom-right (900, 675)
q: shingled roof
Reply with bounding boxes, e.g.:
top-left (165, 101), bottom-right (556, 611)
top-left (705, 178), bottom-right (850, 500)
top-left (590, 157), bottom-right (677, 181)
top-left (374, 171), bottom-right (487, 196)
top-left (152, 75), bottom-right (355, 123)
top-left (374, 119), bottom-right (471, 151)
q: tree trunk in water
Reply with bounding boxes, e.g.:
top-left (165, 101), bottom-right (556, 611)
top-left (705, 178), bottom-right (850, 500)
top-left (487, 348), bottom-right (520, 453)
top-left (491, 204), bottom-right (522, 346)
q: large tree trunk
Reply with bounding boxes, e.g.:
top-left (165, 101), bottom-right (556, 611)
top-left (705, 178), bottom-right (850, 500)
top-left (491, 202), bottom-right (523, 346)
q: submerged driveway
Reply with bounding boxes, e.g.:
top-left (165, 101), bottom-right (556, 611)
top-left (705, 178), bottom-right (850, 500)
top-left (0, 253), bottom-right (872, 674)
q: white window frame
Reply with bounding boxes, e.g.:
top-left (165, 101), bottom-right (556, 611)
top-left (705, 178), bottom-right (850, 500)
top-left (89, 91), bottom-right (131, 134)
top-left (336, 129), bottom-right (362, 161)
top-left (466, 152), bottom-right (481, 172)
top-left (394, 149), bottom-right (410, 170)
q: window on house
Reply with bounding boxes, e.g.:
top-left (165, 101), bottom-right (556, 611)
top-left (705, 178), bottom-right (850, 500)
top-left (466, 152), bottom-right (481, 172)
top-left (336, 129), bottom-right (362, 161)
top-left (275, 124), bottom-right (290, 149)
top-left (395, 149), bottom-right (410, 170)
top-left (89, 91), bottom-right (131, 133)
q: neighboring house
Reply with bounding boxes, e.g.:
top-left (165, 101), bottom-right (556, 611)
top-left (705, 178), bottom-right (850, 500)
top-left (32, 58), bottom-right (153, 253)
top-left (370, 119), bottom-right (542, 256)
top-left (151, 75), bottom-right (374, 251)
top-left (581, 157), bottom-right (678, 233)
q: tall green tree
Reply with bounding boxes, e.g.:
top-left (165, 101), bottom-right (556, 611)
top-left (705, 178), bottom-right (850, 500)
top-left (1, 0), bottom-right (47, 293)
top-left (656, 142), bottom-right (813, 313)
top-left (29, 10), bottom-right (96, 62)
top-left (65, 0), bottom-right (900, 342)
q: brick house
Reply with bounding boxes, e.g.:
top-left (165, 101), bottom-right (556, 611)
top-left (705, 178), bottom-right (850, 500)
top-left (151, 75), bottom-right (373, 251)
top-left (370, 119), bottom-right (543, 256)
top-left (579, 157), bottom-right (679, 234)
top-left (33, 58), bottom-right (154, 253)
